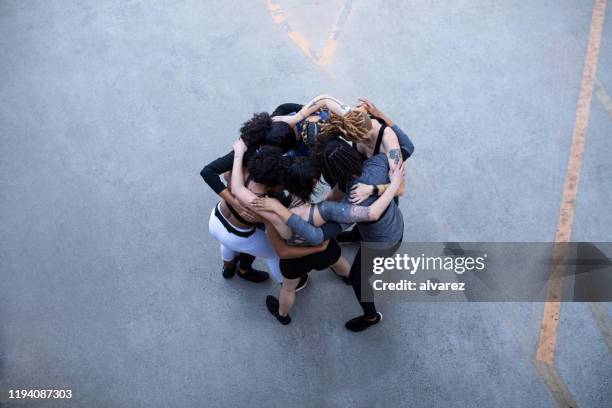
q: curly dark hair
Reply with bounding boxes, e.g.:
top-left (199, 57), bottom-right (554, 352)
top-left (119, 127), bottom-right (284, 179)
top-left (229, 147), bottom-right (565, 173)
top-left (240, 112), bottom-right (272, 149)
top-left (246, 146), bottom-right (290, 188)
top-left (283, 156), bottom-right (321, 204)
top-left (239, 113), bottom-right (296, 152)
top-left (311, 136), bottom-right (363, 191)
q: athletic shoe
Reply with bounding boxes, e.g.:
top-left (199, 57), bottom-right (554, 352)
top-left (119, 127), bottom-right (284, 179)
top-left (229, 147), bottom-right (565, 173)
top-left (236, 264), bottom-right (269, 283)
top-left (295, 274), bottom-right (309, 292)
top-left (266, 295), bottom-right (291, 325)
top-left (345, 312), bottom-right (383, 332)
top-left (336, 227), bottom-right (362, 244)
top-left (222, 263), bottom-right (236, 279)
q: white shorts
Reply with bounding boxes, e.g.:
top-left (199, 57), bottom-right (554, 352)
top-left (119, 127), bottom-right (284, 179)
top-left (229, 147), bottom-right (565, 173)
top-left (208, 203), bottom-right (283, 282)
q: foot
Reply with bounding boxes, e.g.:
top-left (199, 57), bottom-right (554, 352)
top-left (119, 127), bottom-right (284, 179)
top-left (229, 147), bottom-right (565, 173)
top-left (336, 228), bottom-right (362, 244)
top-left (266, 295), bottom-right (291, 325)
top-left (345, 312), bottom-right (383, 332)
top-left (236, 262), bottom-right (269, 283)
top-left (222, 263), bottom-right (236, 279)
top-left (295, 274), bottom-right (309, 292)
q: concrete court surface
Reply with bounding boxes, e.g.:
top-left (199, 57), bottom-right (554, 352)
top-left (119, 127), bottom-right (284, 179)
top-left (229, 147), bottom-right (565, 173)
top-left (0, 0), bottom-right (611, 407)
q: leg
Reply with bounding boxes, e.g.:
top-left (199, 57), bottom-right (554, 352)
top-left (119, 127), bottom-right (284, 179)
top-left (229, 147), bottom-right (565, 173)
top-left (279, 277), bottom-right (300, 316)
top-left (348, 248), bottom-right (377, 319)
top-left (331, 256), bottom-right (351, 277)
top-left (220, 244), bottom-right (238, 279)
top-left (238, 252), bottom-right (255, 270)
top-left (266, 276), bottom-right (299, 325)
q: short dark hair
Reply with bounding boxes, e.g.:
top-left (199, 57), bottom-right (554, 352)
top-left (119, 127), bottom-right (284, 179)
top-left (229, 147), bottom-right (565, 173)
top-left (266, 122), bottom-right (296, 152)
top-left (239, 112), bottom-right (296, 153)
top-left (283, 157), bottom-right (321, 204)
top-left (246, 146), bottom-right (290, 188)
top-left (311, 137), bottom-right (363, 190)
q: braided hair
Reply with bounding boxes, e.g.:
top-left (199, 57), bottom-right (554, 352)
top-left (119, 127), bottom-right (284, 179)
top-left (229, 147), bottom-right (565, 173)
top-left (283, 156), bottom-right (321, 205)
top-left (311, 136), bottom-right (363, 191)
top-left (320, 111), bottom-right (369, 142)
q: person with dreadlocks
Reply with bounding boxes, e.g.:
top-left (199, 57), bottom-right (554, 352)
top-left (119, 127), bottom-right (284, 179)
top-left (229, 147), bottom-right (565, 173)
top-left (320, 98), bottom-right (415, 243)
top-left (271, 94), bottom-right (353, 157)
top-left (252, 138), bottom-right (406, 331)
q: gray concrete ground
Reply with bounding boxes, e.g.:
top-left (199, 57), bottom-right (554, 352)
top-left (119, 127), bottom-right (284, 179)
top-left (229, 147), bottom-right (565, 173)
top-left (1, 0), bottom-right (611, 407)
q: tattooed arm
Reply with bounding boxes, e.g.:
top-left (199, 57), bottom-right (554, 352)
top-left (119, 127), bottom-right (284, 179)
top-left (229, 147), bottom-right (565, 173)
top-left (319, 162), bottom-right (404, 223)
top-left (252, 163), bottom-right (406, 244)
top-left (381, 127), bottom-right (402, 170)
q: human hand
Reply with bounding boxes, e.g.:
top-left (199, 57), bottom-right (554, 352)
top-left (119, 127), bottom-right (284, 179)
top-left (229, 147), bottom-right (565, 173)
top-left (232, 138), bottom-right (248, 155)
top-left (230, 196), bottom-right (258, 223)
top-left (389, 161), bottom-right (406, 189)
top-left (349, 183), bottom-right (375, 204)
top-left (251, 196), bottom-right (283, 213)
top-left (357, 97), bottom-right (386, 120)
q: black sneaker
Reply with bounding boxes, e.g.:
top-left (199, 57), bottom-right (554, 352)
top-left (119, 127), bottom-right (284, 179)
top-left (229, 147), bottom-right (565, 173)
top-left (345, 312), bottom-right (383, 332)
top-left (222, 263), bottom-right (236, 279)
top-left (336, 227), bottom-right (362, 244)
top-left (236, 262), bottom-right (269, 283)
top-left (295, 274), bottom-right (309, 292)
top-left (266, 295), bottom-right (291, 325)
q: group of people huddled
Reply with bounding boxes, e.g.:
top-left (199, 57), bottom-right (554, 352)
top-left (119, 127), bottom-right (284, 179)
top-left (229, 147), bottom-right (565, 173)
top-left (200, 96), bottom-right (414, 332)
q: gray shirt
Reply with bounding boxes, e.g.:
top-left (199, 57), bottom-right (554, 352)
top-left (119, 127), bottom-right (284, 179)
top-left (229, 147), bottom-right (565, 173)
top-left (346, 153), bottom-right (404, 243)
top-left (286, 153), bottom-right (404, 245)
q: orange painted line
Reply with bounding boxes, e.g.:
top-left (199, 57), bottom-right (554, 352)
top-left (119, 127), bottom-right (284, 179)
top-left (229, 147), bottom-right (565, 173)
top-left (265, 0), bottom-right (353, 66)
top-left (535, 0), bottom-right (607, 364)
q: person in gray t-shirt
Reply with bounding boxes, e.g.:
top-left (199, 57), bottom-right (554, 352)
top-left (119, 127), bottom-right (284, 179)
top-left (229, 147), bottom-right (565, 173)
top-left (254, 138), bottom-right (406, 331)
top-left (287, 138), bottom-right (405, 332)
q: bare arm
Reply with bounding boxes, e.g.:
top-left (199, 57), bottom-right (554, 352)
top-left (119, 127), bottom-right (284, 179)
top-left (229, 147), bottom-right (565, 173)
top-left (275, 95), bottom-right (351, 127)
top-left (256, 162), bottom-right (405, 225)
top-left (264, 221), bottom-right (329, 259)
top-left (381, 127), bottom-right (402, 171)
top-left (319, 162), bottom-right (405, 223)
top-left (230, 139), bottom-right (293, 239)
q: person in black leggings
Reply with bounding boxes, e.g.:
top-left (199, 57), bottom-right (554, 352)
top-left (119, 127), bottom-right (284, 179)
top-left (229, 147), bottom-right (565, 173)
top-left (334, 98), bottom-right (415, 243)
top-left (306, 138), bottom-right (406, 332)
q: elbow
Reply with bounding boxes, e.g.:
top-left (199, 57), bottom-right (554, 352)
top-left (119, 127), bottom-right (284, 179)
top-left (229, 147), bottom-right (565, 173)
top-left (367, 210), bottom-right (381, 222)
top-left (200, 167), bottom-right (210, 181)
top-left (276, 247), bottom-right (291, 258)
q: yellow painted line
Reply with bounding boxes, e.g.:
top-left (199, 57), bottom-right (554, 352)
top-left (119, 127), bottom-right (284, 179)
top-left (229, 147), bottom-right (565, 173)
top-left (535, 0), bottom-right (607, 365)
top-left (593, 78), bottom-right (612, 119)
top-left (533, 360), bottom-right (579, 408)
top-left (266, 0), bottom-right (353, 66)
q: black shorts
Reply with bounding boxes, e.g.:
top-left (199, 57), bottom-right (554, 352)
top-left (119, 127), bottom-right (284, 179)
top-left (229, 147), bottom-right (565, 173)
top-left (279, 239), bottom-right (341, 280)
